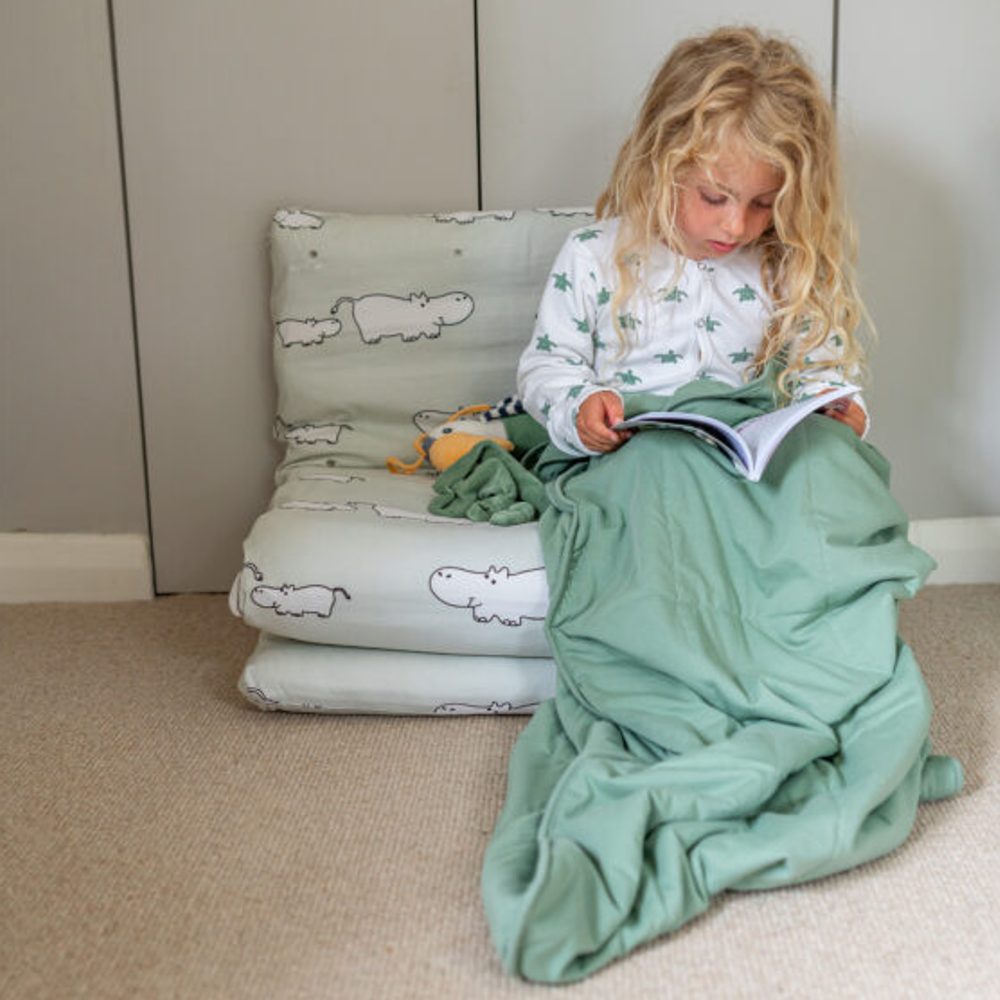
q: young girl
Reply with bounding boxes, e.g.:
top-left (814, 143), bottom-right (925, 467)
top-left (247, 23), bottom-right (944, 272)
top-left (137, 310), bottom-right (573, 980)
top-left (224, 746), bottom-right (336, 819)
top-left (517, 26), bottom-right (870, 457)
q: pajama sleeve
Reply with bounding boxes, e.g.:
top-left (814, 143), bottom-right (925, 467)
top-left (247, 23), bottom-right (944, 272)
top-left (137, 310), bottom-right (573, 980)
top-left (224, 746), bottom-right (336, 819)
top-left (517, 235), bottom-right (620, 456)
top-left (790, 330), bottom-right (871, 438)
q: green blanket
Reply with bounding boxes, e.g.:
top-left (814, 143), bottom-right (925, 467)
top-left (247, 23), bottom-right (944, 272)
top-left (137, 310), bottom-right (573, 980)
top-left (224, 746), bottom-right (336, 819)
top-left (477, 377), bottom-right (963, 983)
top-left (429, 439), bottom-right (550, 526)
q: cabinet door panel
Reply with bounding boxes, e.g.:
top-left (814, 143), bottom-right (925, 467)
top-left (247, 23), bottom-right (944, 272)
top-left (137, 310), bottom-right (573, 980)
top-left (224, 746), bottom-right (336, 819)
top-left (1, 0), bottom-right (145, 534)
top-left (114, 0), bottom-right (477, 591)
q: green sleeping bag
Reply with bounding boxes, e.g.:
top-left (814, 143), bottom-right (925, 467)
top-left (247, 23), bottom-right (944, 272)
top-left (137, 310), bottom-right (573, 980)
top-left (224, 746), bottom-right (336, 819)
top-left (479, 375), bottom-right (963, 983)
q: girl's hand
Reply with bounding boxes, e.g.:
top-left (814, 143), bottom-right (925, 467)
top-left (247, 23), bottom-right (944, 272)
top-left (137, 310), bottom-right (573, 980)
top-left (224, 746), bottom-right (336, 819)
top-left (820, 397), bottom-right (866, 437)
top-left (577, 391), bottom-right (632, 453)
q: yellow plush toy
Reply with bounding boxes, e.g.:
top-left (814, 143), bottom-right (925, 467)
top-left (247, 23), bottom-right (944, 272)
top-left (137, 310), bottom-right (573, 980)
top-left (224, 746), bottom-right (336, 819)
top-left (386, 404), bottom-right (514, 474)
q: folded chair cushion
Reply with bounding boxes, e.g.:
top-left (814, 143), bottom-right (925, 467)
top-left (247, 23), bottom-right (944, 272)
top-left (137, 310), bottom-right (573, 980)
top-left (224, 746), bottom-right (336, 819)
top-left (270, 207), bottom-right (593, 471)
top-left (232, 206), bottom-right (595, 714)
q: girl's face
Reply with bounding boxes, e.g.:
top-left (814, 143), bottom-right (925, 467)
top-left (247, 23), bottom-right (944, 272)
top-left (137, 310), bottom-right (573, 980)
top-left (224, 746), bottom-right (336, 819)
top-left (675, 153), bottom-right (782, 260)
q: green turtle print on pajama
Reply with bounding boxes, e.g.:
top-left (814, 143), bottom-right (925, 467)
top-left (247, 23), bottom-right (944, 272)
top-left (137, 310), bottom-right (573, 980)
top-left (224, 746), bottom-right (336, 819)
top-left (516, 218), bottom-right (865, 458)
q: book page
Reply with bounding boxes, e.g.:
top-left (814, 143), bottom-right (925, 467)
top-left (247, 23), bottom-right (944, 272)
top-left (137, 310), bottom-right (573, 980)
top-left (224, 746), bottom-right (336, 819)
top-left (734, 386), bottom-right (858, 475)
top-left (615, 411), bottom-right (752, 470)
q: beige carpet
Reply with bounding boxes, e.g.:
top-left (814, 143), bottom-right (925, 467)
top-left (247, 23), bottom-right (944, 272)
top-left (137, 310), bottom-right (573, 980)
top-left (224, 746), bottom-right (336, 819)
top-left (1, 586), bottom-right (998, 999)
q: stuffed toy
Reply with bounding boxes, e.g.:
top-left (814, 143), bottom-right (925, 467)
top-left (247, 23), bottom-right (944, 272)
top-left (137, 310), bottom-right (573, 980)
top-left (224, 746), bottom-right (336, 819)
top-left (386, 404), bottom-right (514, 474)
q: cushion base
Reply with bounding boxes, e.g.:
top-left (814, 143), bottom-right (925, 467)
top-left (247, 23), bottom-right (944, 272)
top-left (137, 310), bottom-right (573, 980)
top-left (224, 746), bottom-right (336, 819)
top-left (239, 632), bottom-right (556, 716)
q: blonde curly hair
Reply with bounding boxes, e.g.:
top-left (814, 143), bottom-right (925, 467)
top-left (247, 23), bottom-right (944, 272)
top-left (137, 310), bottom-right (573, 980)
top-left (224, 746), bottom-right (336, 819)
top-left (594, 25), bottom-right (871, 395)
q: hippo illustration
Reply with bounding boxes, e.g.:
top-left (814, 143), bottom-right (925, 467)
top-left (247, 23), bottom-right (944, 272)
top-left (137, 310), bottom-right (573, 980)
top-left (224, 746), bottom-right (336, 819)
top-left (278, 420), bottom-right (352, 446)
top-left (361, 502), bottom-right (468, 524)
top-left (293, 472), bottom-right (366, 483)
top-left (432, 210), bottom-right (515, 224)
top-left (278, 499), bottom-right (470, 524)
top-left (250, 583), bottom-right (351, 618)
top-left (330, 291), bottom-right (474, 344)
top-left (534, 207), bottom-right (595, 218)
top-left (414, 408), bottom-right (462, 433)
top-left (275, 317), bottom-right (342, 347)
top-left (229, 561), bottom-right (264, 618)
top-left (278, 500), bottom-right (347, 512)
top-left (433, 700), bottom-right (539, 715)
top-left (429, 565), bottom-right (548, 626)
top-left (242, 685), bottom-right (281, 709)
top-left (273, 208), bottom-right (324, 229)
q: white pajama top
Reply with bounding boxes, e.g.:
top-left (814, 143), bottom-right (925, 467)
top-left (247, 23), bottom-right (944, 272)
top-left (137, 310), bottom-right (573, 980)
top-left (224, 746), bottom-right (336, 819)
top-left (517, 219), bottom-right (866, 456)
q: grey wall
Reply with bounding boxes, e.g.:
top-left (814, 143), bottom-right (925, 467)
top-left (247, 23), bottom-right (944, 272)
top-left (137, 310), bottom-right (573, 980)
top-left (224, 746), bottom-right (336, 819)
top-left (2, 0), bottom-right (997, 593)
top-left (478, 0), bottom-right (834, 207)
top-left (838, 0), bottom-right (1000, 518)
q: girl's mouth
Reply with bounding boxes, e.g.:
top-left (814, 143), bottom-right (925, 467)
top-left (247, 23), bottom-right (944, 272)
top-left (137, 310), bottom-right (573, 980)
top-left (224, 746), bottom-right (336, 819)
top-left (708, 240), bottom-right (738, 254)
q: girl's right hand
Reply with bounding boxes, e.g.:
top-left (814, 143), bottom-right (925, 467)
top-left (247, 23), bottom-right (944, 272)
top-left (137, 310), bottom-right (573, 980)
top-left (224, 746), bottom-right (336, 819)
top-left (577, 391), bottom-right (632, 453)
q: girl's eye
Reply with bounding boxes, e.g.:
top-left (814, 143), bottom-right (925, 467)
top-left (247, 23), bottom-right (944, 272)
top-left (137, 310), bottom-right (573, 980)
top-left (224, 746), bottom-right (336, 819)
top-left (700, 191), bottom-right (727, 206)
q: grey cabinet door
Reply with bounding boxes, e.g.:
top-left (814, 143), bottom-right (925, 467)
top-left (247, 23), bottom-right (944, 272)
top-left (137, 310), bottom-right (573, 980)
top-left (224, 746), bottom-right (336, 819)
top-left (1, 0), bottom-right (146, 536)
top-left (114, 0), bottom-right (478, 591)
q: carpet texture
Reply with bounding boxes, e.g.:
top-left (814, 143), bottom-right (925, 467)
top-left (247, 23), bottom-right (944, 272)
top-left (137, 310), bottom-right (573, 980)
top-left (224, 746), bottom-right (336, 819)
top-left (1, 586), bottom-right (997, 998)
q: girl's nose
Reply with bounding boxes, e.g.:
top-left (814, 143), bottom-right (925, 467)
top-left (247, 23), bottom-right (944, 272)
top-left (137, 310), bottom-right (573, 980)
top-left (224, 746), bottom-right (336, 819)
top-left (722, 205), bottom-right (748, 240)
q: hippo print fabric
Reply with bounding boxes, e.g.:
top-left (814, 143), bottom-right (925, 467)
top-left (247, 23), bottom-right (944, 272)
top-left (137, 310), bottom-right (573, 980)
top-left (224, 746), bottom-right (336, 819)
top-left (230, 207), bottom-right (603, 713)
top-left (230, 466), bottom-right (552, 657)
top-left (268, 207), bottom-right (594, 471)
top-left (239, 633), bottom-right (556, 716)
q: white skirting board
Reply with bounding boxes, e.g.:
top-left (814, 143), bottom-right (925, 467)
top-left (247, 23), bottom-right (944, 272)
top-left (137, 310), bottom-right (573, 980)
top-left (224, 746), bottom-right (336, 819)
top-left (0, 533), bottom-right (154, 603)
top-left (910, 517), bottom-right (1000, 585)
top-left (0, 519), bottom-right (996, 603)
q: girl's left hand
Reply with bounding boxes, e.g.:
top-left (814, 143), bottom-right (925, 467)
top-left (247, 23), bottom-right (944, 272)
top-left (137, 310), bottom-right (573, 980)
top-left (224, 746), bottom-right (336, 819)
top-left (820, 398), bottom-right (866, 437)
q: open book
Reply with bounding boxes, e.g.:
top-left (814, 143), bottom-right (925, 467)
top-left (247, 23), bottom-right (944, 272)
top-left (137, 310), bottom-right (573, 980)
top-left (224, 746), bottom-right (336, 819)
top-left (614, 384), bottom-right (858, 482)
